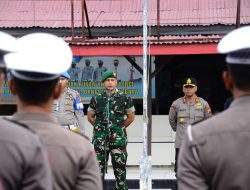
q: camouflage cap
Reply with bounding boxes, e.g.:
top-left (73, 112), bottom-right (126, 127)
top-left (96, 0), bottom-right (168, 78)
top-left (101, 70), bottom-right (116, 83)
top-left (183, 77), bottom-right (197, 87)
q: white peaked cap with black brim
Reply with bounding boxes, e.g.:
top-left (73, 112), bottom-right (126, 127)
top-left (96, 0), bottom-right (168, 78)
top-left (4, 33), bottom-right (72, 81)
top-left (218, 26), bottom-right (250, 65)
top-left (0, 31), bottom-right (17, 67)
top-left (0, 31), bottom-right (18, 53)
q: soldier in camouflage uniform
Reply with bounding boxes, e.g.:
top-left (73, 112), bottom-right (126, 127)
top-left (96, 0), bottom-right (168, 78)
top-left (87, 70), bottom-right (135, 190)
top-left (52, 71), bottom-right (85, 134)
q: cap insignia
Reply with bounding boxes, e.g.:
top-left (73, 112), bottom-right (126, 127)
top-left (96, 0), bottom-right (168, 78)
top-left (187, 78), bottom-right (191, 84)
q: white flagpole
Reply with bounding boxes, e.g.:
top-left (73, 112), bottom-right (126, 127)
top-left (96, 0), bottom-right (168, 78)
top-left (139, 0), bottom-right (152, 189)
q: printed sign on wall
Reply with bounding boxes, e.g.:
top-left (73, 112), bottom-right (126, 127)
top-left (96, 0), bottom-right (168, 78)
top-left (0, 56), bottom-right (155, 104)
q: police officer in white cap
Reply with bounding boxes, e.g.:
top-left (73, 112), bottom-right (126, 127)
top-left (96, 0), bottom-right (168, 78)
top-left (52, 71), bottom-right (85, 134)
top-left (5, 33), bottom-right (102, 190)
top-left (0, 31), bottom-right (52, 190)
top-left (178, 26), bottom-right (250, 190)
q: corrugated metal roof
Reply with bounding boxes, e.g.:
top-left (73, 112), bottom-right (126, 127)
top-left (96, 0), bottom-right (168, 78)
top-left (0, 0), bottom-right (250, 28)
top-left (65, 34), bottom-right (222, 46)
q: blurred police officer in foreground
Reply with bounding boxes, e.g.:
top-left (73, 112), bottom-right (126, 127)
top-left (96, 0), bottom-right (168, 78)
top-left (52, 71), bottom-right (85, 134)
top-left (87, 71), bottom-right (135, 190)
top-left (0, 32), bottom-right (52, 190)
top-left (4, 33), bottom-right (102, 190)
top-left (178, 26), bottom-right (250, 190)
top-left (169, 78), bottom-right (212, 181)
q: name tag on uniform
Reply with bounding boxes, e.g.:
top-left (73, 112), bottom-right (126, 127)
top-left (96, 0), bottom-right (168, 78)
top-left (196, 103), bottom-right (202, 109)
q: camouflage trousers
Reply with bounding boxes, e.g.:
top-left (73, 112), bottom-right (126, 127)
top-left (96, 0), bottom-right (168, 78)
top-left (94, 143), bottom-right (128, 190)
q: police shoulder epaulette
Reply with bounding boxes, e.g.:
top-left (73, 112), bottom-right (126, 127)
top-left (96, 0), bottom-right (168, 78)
top-left (197, 97), bottom-right (208, 108)
top-left (69, 88), bottom-right (78, 94)
top-left (187, 124), bottom-right (203, 168)
top-left (3, 117), bottom-right (36, 134)
top-left (197, 97), bottom-right (205, 103)
top-left (175, 97), bottom-right (182, 104)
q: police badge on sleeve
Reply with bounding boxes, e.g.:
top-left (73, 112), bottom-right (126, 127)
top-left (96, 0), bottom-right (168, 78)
top-left (74, 93), bottom-right (84, 110)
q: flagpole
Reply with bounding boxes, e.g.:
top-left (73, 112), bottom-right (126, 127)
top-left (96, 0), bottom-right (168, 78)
top-left (139, 0), bottom-right (152, 189)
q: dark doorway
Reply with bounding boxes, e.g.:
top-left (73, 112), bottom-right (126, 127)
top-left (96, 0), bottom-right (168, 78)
top-left (155, 54), bottom-right (231, 115)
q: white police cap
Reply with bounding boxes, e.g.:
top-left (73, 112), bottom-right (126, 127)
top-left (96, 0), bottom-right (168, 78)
top-left (0, 31), bottom-right (17, 52)
top-left (4, 33), bottom-right (72, 80)
top-left (218, 26), bottom-right (250, 65)
top-left (0, 31), bottom-right (17, 68)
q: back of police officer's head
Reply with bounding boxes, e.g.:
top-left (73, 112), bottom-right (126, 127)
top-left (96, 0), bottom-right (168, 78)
top-left (218, 26), bottom-right (250, 92)
top-left (4, 33), bottom-right (72, 104)
top-left (10, 72), bottom-right (60, 104)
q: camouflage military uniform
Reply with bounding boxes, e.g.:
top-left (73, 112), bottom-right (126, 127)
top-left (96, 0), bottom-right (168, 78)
top-left (88, 89), bottom-right (135, 190)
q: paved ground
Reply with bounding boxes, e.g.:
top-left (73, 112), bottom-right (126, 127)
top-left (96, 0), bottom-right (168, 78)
top-left (106, 165), bottom-right (176, 179)
top-left (104, 166), bottom-right (177, 190)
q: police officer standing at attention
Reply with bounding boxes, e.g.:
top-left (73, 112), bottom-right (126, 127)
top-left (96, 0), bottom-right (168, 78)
top-left (5, 33), bottom-right (102, 190)
top-left (169, 78), bottom-right (212, 181)
top-left (178, 26), bottom-right (250, 190)
top-left (87, 70), bottom-right (135, 190)
top-left (0, 32), bottom-right (52, 190)
top-left (52, 71), bottom-right (85, 134)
